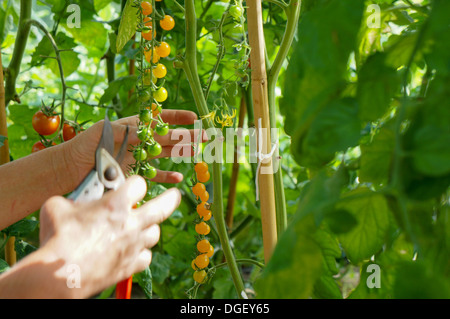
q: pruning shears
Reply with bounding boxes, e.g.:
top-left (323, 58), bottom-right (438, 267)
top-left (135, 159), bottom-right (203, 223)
top-left (68, 113), bottom-right (133, 299)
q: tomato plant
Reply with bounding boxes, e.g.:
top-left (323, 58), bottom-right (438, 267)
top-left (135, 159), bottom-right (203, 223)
top-left (1, 0), bottom-right (449, 301)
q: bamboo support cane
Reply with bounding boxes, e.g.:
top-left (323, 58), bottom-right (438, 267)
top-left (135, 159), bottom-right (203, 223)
top-left (246, 0), bottom-right (277, 262)
top-left (0, 48), bottom-right (17, 266)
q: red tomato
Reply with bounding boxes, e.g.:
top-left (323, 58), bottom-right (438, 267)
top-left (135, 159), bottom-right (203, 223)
top-left (63, 124), bottom-right (77, 141)
top-left (31, 140), bottom-right (56, 153)
top-left (31, 141), bottom-right (46, 153)
top-left (32, 111), bottom-right (60, 136)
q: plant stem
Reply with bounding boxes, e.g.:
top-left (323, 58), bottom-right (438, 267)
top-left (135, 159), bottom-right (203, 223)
top-left (213, 258), bottom-right (265, 271)
top-left (183, 0), bottom-right (245, 298)
top-left (27, 19), bottom-right (67, 135)
top-left (204, 5), bottom-right (230, 101)
top-left (267, 0), bottom-right (301, 236)
top-left (0, 48), bottom-right (16, 266)
top-left (4, 0), bottom-right (32, 106)
top-left (265, 0), bottom-right (288, 9)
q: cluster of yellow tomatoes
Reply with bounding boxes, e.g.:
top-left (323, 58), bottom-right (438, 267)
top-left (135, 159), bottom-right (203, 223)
top-left (133, 0), bottom-right (175, 181)
top-left (191, 161), bottom-right (214, 284)
top-left (141, 1), bottom-right (173, 108)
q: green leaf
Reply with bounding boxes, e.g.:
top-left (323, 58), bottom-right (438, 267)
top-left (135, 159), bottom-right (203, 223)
top-left (47, 50), bottom-right (81, 78)
top-left (254, 215), bottom-right (324, 298)
top-left (295, 167), bottom-right (349, 225)
top-left (281, 0), bottom-right (365, 151)
top-left (99, 75), bottom-right (137, 105)
top-left (135, 266), bottom-right (152, 299)
top-left (0, 258), bottom-right (10, 274)
top-left (313, 275), bottom-right (343, 299)
top-left (162, 226), bottom-right (196, 262)
top-left (63, 12), bottom-right (108, 58)
top-left (6, 104), bottom-right (40, 159)
top-left (359, 125), bottom-right (395, 185)
top-left (384, 32), bottom-right (421, 70)
top-left (45, 0), bottom-right (66, 14)
top-left (393, 261), bottom-right (450, 298)
top-left (313, 229), bottom-right (341, 275)
top-left (97, 285), bottom-right (115, 299)
top-left (411, 124), bottom-right (450, 176)
top-left (3, 218), bottom-right (38, 237)
top-left (337, 188), bottom-right (392, 263)
top-left (212, 268), bottom-right (238, 299)
top-left (30, 32), bottom-right (80, 77)
top-left (424, 0), bottom-right (450, 75)
top-left (0, 1), bottom-right (13, 45)
top-left (357, 53), bottom-right (401, 121)
top-left (94, 0), bottom-right (112, 13)
top-left (300, 98), bottom-right (361, 167)
top-left (324, 209), bottom-right (358, 235)
top-left (149, 252), bottom-right (172, 285)
top-left (116, 0), bottom-right (138, 53)
top-left (405, 77), bottom-right (450, 177)
top-left (15, 239), bottom-right (37, 260)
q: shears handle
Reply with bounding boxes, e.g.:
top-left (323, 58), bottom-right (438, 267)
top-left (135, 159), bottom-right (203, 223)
top-left (116, 276), bottom-right (133, 299)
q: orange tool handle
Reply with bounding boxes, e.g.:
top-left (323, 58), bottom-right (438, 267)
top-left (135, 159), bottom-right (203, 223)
top-left (116, 276), bottom-right (133, 299)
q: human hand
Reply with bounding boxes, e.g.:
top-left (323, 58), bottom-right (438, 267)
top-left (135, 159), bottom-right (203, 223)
top-left (65, 109), bottom-right (206, 186)
top-left (39, 175), bottom-right (181, 298)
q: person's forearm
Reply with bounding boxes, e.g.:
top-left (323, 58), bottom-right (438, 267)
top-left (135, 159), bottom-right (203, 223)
top-left (0, 245), bottom-right (77, 298)
top-left (0, 143), bottom-right (78, 230)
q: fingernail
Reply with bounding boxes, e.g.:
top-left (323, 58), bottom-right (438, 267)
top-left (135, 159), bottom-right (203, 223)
top-left (130, 175), bottom-right (147, 195)
top-left (168, 188), bottom-right (181, 206)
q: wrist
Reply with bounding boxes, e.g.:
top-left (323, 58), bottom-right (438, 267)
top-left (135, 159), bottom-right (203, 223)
top-left (50, 141), bottom-right (80, 195)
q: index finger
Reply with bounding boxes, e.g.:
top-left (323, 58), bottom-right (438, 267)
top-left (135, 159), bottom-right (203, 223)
top-left (116, 110), bottom-right (198, 126)
top-left (159, 109), bottom-right (198, 126)
top-left (136, 188), bottom-right (181, 228)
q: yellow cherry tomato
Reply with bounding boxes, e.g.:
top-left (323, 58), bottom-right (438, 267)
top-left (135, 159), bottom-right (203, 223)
top-left (193, 270), bottom-right (207, 284)
top-left (156, 42), bottom-right (171, 58)
top-left (195, 222), bottom-right (210, 235)
top-left (154, 87), bottom-right (168, 102)
top-left (153, 63), bottom-right (167, 78)
top-left (141, 1), bottom-right (152, 15)
top-left (144, 48), bottom-right (160, 63)
top-left (160, 15), bottom-right (175, 31)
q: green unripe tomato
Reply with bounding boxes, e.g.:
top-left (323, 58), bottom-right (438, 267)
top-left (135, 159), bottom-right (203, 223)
top-left (138, 90), bottom-right (151, 103)
top-left (147, 142), bottom-right (162, 157)
top-left (229, 5), bottom-right (243, 19)
top-left (139, 109), bottom-right (152, 123)
top-left (137, 126), bottom-right (152, 142)
top-left (133, 149), bottom-right (148, 162)
top-left (155, 123), bottom-right (169, 136)
top-left (143, 72), bottom-right (157, 86)
top-left (144, 165), bottom-right (157, 179)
